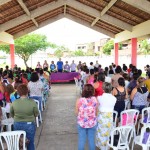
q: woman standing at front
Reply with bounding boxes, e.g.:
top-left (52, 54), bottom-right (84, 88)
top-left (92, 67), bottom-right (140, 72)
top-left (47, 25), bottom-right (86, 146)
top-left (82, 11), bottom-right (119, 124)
top-left (96, 82), bottom-right (116, 150)
top-left (10, 84), bottom-right (39, 150)
top-left (75, 84), bottom-right (98, 150)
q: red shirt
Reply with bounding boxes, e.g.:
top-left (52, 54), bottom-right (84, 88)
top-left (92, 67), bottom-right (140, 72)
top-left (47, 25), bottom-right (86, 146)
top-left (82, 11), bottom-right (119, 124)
top-left (4, 92), bottom-right (10, 103)
top-left (95, 81), bottom-right (104, 97)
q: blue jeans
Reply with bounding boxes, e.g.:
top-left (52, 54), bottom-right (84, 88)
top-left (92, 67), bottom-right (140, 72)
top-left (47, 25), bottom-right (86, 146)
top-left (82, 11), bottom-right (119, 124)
top-left (77, 124), bottom-right (97, 150)
top-left (132, 105), bottom-right (145, 114)
top-left (29, 96), bottom-right (42, 111)
top-left (14, 122), bottom-right (36, 150)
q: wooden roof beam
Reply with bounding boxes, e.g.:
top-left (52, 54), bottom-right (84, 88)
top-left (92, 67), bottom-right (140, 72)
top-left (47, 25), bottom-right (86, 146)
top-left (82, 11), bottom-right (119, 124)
top-left (122, 0), bottom-right (150, 14)
top-left (0, 0), bottom-right (11, 6)
top-left (66, 0), bottom-right (133, 32)
top-left (91, 0), bottom-right (117, 26)
top-left (17, 0), bottom-right (38, 27)
top-left (64, 4), bottom-right (67, 15)
top-left (101, 0), bottom-right (118, 16)
top-left (0, 0), bottom-right (64, 32)
top-left (115, 20), bottom-right (150, 43)
top-left (13, 14), bottom-right (64, 39)
top-left (65, 14), bottom-right (115, 38)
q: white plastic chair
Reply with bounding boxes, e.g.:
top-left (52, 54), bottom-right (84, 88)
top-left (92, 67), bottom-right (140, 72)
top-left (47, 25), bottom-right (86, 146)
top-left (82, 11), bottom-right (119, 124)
top-left (132, 125), bottom-right (150, 150)
top-left (0, 131), bottom-right (26, 150)
top-left (137, 107), bottom-right (150, 135)
top-left (74, 77), bottom-right (82, 94)
top-left (113, 110), bottom-right (118, 128)
top-left (34, 99), bottom-right (42, 127)
top-left (120, 109), bottom-right (139, 127)
top-left (1, 107), bottom-right (14, 131)
top-left (120, 109), bottom-right (139, 142)
top-left (107, 126), bottom-right (133, 150)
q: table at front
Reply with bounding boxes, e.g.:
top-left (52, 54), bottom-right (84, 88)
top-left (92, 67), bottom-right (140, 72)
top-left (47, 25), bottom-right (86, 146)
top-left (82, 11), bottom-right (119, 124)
top-left (50, 72), bottom-right (79, 83)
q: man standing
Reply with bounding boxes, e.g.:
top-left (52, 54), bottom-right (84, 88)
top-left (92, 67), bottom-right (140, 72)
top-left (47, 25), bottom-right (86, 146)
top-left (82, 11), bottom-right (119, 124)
top-left (94, 60), bottom-right (99, 68)
top-left (70, 60), bottom-right (76, 72)
top-left (57, 58), bottom-right (63, 72)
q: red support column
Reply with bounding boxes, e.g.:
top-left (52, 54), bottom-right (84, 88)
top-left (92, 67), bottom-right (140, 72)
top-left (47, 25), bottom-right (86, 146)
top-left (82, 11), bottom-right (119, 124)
top-left (10, 44), bottom-right (15, 69)
top-left (131, 38), bottom-right (137, 66)
top-left (114, 43), bottom-right (118, 66)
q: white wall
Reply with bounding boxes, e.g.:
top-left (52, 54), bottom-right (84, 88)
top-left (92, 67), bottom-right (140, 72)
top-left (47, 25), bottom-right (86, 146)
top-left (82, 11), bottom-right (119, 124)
top-left (3, 55), bottom-right (149, 72)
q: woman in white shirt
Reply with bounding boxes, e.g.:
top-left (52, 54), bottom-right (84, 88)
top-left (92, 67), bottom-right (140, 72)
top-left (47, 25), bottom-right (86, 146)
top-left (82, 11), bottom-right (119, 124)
top-left (96, 82), bottom-right (116, 150)
top-left (28, 72), bottom-right (43, 111)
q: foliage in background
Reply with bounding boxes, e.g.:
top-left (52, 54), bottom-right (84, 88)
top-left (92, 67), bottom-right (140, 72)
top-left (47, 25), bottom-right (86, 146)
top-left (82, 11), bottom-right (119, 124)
top-left (73, 49), bottom-right (85, 56)
top-left (0, 34), bottom-right (50, 67)
top-left (139, 39), bottom-right (150, 55)
top-left (54, 45), bottom-right (71, 57)
top-left (102, 40), bottom-right (122, 55)
top-left (102, 40), bottom-right (114, 55)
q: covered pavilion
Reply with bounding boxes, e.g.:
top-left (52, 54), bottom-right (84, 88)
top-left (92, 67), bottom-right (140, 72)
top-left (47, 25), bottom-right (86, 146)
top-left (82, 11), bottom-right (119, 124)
top-left (0, 0), bottom-right (150, 68)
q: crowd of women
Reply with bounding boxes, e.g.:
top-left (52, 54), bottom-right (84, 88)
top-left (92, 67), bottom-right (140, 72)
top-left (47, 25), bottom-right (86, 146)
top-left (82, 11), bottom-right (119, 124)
top-left (76, 62), bottom-right (150, 150)
top-left (0, 61), bottom-right (150, 150)
top-left (0, 65), bottom-right (50, 150)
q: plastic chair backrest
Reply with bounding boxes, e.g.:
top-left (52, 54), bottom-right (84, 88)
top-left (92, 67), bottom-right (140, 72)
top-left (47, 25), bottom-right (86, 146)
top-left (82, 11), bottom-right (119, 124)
top-left (121, 109), bottom-right (139, 126)
top-left (2, 107), bottom-right (8, 120)
top-left (0, 131), bottom-right (26, 150)
top-left (74, 77), bottom-right (79, 87)
top-left (34, 99), bottom-right (40, 110)
top-left (139, 125), bottom-right (150, 146)
top-left (113, 110), bottom-right (118, 128)
top-left (109, 126), bottom-right (133, 148)
top-left (141, 107), bottom-right (150, 124)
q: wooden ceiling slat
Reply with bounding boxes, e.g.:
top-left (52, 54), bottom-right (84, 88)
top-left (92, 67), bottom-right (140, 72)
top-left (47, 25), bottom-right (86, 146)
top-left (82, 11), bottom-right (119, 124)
top-left (35, 7), bottom-right (64, 23)
top-left (0, 1), bottom-right (25, 24)
top-left (0, 0), bottom-right (149, 37)
top-left (106, 11), bottom-right (137, 26)
top-left (24, 0), bottom-right (55, 11)
top-left (6, 20), bottom-right (34, 34)
top-left (68, 6), bottom-right (123, 33)
top-left (115, 0), bottom-right (150, 21)
top-left (68, 6), bottom-right (122, 34)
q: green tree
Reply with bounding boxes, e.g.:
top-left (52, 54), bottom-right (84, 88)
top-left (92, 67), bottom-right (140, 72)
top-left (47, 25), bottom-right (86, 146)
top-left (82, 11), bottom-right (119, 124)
top-left (74, 49), bottom-right (85, 56)
top-left (102, 40), bottom-right (114, 55)
top-left (102, 40), bottom-right (122, 55)
top-left (54, 49), bottom-right (63, 58)
top-left (139, 39), bottom-right (150, 55)
top-left (54, 45), bottom-right (70, 57)
top-left (0, 34), bottom-right (50, 67)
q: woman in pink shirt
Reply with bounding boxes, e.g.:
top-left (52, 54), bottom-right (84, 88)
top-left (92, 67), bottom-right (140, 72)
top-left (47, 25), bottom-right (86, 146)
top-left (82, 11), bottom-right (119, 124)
top-left (86, 69), bottom-right (95, 85)
top-left (75, 84), bottom-right (98, 150)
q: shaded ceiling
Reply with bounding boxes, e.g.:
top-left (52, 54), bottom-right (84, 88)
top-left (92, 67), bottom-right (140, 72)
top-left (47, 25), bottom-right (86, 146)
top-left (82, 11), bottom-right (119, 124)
top-left (0, 0), bottom-right (150, 41)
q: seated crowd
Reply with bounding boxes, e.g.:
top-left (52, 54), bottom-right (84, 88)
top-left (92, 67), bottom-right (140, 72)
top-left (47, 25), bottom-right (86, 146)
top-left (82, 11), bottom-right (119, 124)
top-left (0, 65), bottom-right (50, 150)
top-left (76, 62), bottom-right (150, 150)
top-left (0, 60), bottom-right (150, 150)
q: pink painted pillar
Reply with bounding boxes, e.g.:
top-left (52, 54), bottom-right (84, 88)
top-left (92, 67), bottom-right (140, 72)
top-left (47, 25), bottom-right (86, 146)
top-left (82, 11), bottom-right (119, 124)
top-left (131, 38), bottom-right (137, 66)
top-left (10, 44), bottom-right (15, 69)
top-left (114, 43), bottom-right (118, 65)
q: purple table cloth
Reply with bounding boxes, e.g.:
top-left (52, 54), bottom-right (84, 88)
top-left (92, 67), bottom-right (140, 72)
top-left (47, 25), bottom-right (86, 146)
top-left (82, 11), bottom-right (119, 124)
top-left (51, 72), bottom-right (79, 83)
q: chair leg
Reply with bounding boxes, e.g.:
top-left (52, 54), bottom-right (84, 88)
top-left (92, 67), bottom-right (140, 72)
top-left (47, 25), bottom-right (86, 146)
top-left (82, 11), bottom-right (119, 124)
top-left (39, 111), bottom-right (42, 123)
top-left (36, 117), bottom-right (39, 127)
top-left (131, 141), bottom-right (135, 150)
top-left (137, 122), bottom-right (140, 135)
